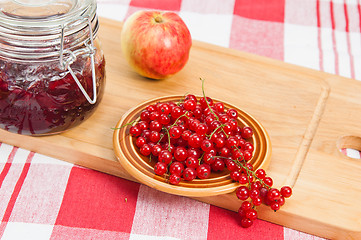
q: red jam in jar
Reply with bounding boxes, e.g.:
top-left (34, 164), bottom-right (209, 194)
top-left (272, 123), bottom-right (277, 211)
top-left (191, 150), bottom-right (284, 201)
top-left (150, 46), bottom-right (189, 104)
top-left (0, 0), bottom-right (106, 135)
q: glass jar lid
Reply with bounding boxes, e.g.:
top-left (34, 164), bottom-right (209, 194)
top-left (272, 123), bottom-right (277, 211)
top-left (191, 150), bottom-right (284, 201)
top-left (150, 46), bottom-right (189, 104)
top-left (0, 0), bottom-right (98, 62)
top-left (0, 0), bottom-right (75, 19)
top-left (0, 0), bottom-right (95, 26)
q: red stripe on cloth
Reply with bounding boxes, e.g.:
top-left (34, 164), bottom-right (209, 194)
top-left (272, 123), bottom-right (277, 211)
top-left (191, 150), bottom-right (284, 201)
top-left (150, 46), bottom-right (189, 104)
top-left (358, 0), bottom-right (361, 32)
top-left (51, 225), bottom-right (130, 240)
top-left (233, 0), bottom-right (285, 22)
top-left (55, 167), bottom-right (140, 233)
top-left (330, 0), bottom-right (339, 75)
top-left (344, 0), bottom-right (355, 79)
top-left (0, 151), bottom-right (34, 238)
top-left (130, 185), bottom-right (210, 239)
top-left (129, 0), bottom-right (182, 11)
top-left (0, 147), bottom-right (18, 188)
top-left (317, 0), bottom-right (324, 72)
top-left (207, 205), bottom-right (284, 240)
top-left (230, 16), bottom-right (284, 60)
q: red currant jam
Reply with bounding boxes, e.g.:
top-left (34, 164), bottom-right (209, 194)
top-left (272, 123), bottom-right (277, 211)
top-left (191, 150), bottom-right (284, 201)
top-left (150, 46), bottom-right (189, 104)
top-left (0, 55), bottom-right (106, 135)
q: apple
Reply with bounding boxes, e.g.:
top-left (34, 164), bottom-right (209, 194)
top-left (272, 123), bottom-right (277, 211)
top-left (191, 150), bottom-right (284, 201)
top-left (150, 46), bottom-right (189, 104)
top-left (120, 11), bottom-right (192, 79)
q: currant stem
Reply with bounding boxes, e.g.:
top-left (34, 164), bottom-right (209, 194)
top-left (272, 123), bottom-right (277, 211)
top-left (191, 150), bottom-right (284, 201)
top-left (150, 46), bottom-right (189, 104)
top-left (200, 78), bottom-right (219, 121)
top-left (156, 111), bottom-right (190, 145)
top-left (112, 120), bottom-right (137, 130)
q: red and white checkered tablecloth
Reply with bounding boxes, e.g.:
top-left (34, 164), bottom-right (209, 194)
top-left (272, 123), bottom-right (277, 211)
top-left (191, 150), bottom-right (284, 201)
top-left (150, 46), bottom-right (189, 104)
top-left (1, 0), bottom-right (361, 239)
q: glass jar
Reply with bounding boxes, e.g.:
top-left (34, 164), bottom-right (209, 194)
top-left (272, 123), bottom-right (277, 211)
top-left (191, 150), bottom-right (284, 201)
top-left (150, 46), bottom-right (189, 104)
top-left (0, 0), bottom-right (106, 136)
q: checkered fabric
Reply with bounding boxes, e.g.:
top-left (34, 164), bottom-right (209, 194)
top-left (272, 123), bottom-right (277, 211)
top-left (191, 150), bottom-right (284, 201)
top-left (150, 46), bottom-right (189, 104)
top-left (1, 0), bottom-right (361, 239)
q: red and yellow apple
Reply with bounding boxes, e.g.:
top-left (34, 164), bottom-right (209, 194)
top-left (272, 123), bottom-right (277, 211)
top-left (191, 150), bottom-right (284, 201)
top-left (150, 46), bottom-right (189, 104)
top-left (120, 11), bottom-right (192, 79)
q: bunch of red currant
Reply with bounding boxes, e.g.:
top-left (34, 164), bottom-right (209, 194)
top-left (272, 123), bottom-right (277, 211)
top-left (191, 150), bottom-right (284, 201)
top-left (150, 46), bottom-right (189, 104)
top-left (125, 81), bottom-right (292, 228)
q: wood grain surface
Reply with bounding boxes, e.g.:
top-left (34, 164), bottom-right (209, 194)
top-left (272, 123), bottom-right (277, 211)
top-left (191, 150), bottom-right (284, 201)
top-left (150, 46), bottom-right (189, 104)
top-left (1, 18), bottom-right (361, 239)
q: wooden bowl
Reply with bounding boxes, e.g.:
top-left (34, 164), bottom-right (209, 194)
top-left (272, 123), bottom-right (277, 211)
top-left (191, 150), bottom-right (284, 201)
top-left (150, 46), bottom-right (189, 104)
top-left (113, 95), bottom-right (271, 197)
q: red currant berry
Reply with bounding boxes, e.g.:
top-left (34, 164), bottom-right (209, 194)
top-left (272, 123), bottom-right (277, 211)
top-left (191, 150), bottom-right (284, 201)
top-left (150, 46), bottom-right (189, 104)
top-left (250, 181), bottom-right (262, 190)
top-left (150, 111), bottom-right (160, 121)
top-left (255, 169), bottom-right (266, 179)
top-left (141, 129), bottom-right (151, 140)
top-left (230, 170), bottom-right (241, 181)
top-left (193, 107), bottom-right (203, 119)
top-left (130, 125), bottom-right (141, 137)
top-left (220, 147), bottom-right (231, 158)
top-left (280, 186), bottom-right (293, 198)
top-left (270, 201), bottom-right (280, 211)
top-left (136, 136), bottom-right (147, 148)
top-left (188, 148), bottom-right (201, 158)
top-left (174, 146), bottom-right (188, 161)
top-left (183, 167), bottom-right (197, 181)
top-left (184, 99), bottom-right (197, 111)
top-left (203, 153), bottom-right (216, 165)
top-left (236, 186), bottom-right (249, 201)
top-left (219, 114), bottom-right (230, 123)
top-left (232, 150), bottom-right (244, 161)
top-left (278, 196), bottom-right (285, 206)
top-left (238, 174), bottom-right (248, 184)
top-left (149, 131), bottom-right (161, 143)
top-left (140, 110), bottom-right (151, 122)
top-left (241, 201), bottom-right (252, 211)
top-left (201, 139), bottom-right (213, 152)
top-left (245, 209), bottom-right (258, 221)
top-left (169, 162), bottom-right (185, 175)
top-left (214, 102), bottom-right (225, 113)
top-left (158, 150), bottom-right (173, 164)
top-left (205, 114), bottom-right (216, 125)
top-left (225, 159), bottom-right (239, 172)
top-left (200, 97), bottom-right (213, 109)
top-left (159, 103), bottom-right (171, 115)
top-left (185, 156), bottom-right (199, 168)
top-left (151, 144), bottom-right (162, 156)
top-left (171, 106), bottom-right (183, 119)
top-left (241, 126), bottom-right (253, 139)
top-left (146, 104), bottom-right (156, 112)
top-left (184, 94), bottom-right (197, 102)
top-left (169, 174), bottom-right (181, 185)
top-left (140, 144), bottom-right (151, 156)
top-left (226, 136), bottom-right (239, 149)
top-left (181, 129), bottom-right (192, 141)
top-left (249, 189), bottom-right (260, 200)
top-left (209, 120), bottom-right (221, 132)
top-left (159, 114), bottom-right (171, 125)
top-left (196, 123), bottom-right (208, 136)
top-left (243, 150), bottom-right (253, 161)
top-left (240, 218), bottom-right (253, 228)
top-left (222, 123), bottom-right (232, 135)
top-left (267, 188), bottom-right (281, 201)
top-left (196, 164), bottom-right (211, 179)
top-left (226, 108), bottom-right (238, 118)
top-left (188, 133), bottom-right (203, 148)
top-left (227, 119), bottom-right (238, 132)
top-left (238, 208), bottom-right (246, 218)
top-left (162, 143), bottom-right (175, 153)
top-left (149, 120), bottom-right (162, 132)
top-left (252, 197), bottom-right (262, 206)
top-left (244, 142), bottom-right (254, 152)
top-left (211, 158), bottom-right (225, 172)
top-left (263, 177), bottom-right (273, 188)
top-left (154, 162), bottom-right (167, 176)
top-left (169, 126), bottom-right (182, 139)
top-left (214, 137), bottom-right (226, 148)
top-left (138, 121), bottom-right (149, 131)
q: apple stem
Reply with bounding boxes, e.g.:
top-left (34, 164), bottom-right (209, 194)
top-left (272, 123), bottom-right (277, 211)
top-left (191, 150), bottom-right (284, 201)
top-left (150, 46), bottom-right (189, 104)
top-left (154, 16), bottom-right (163, 23)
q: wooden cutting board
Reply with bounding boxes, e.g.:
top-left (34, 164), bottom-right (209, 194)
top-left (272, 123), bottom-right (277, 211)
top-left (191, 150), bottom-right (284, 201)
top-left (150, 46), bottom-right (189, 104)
top-left (1, 18), bottom-right (361, 239)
